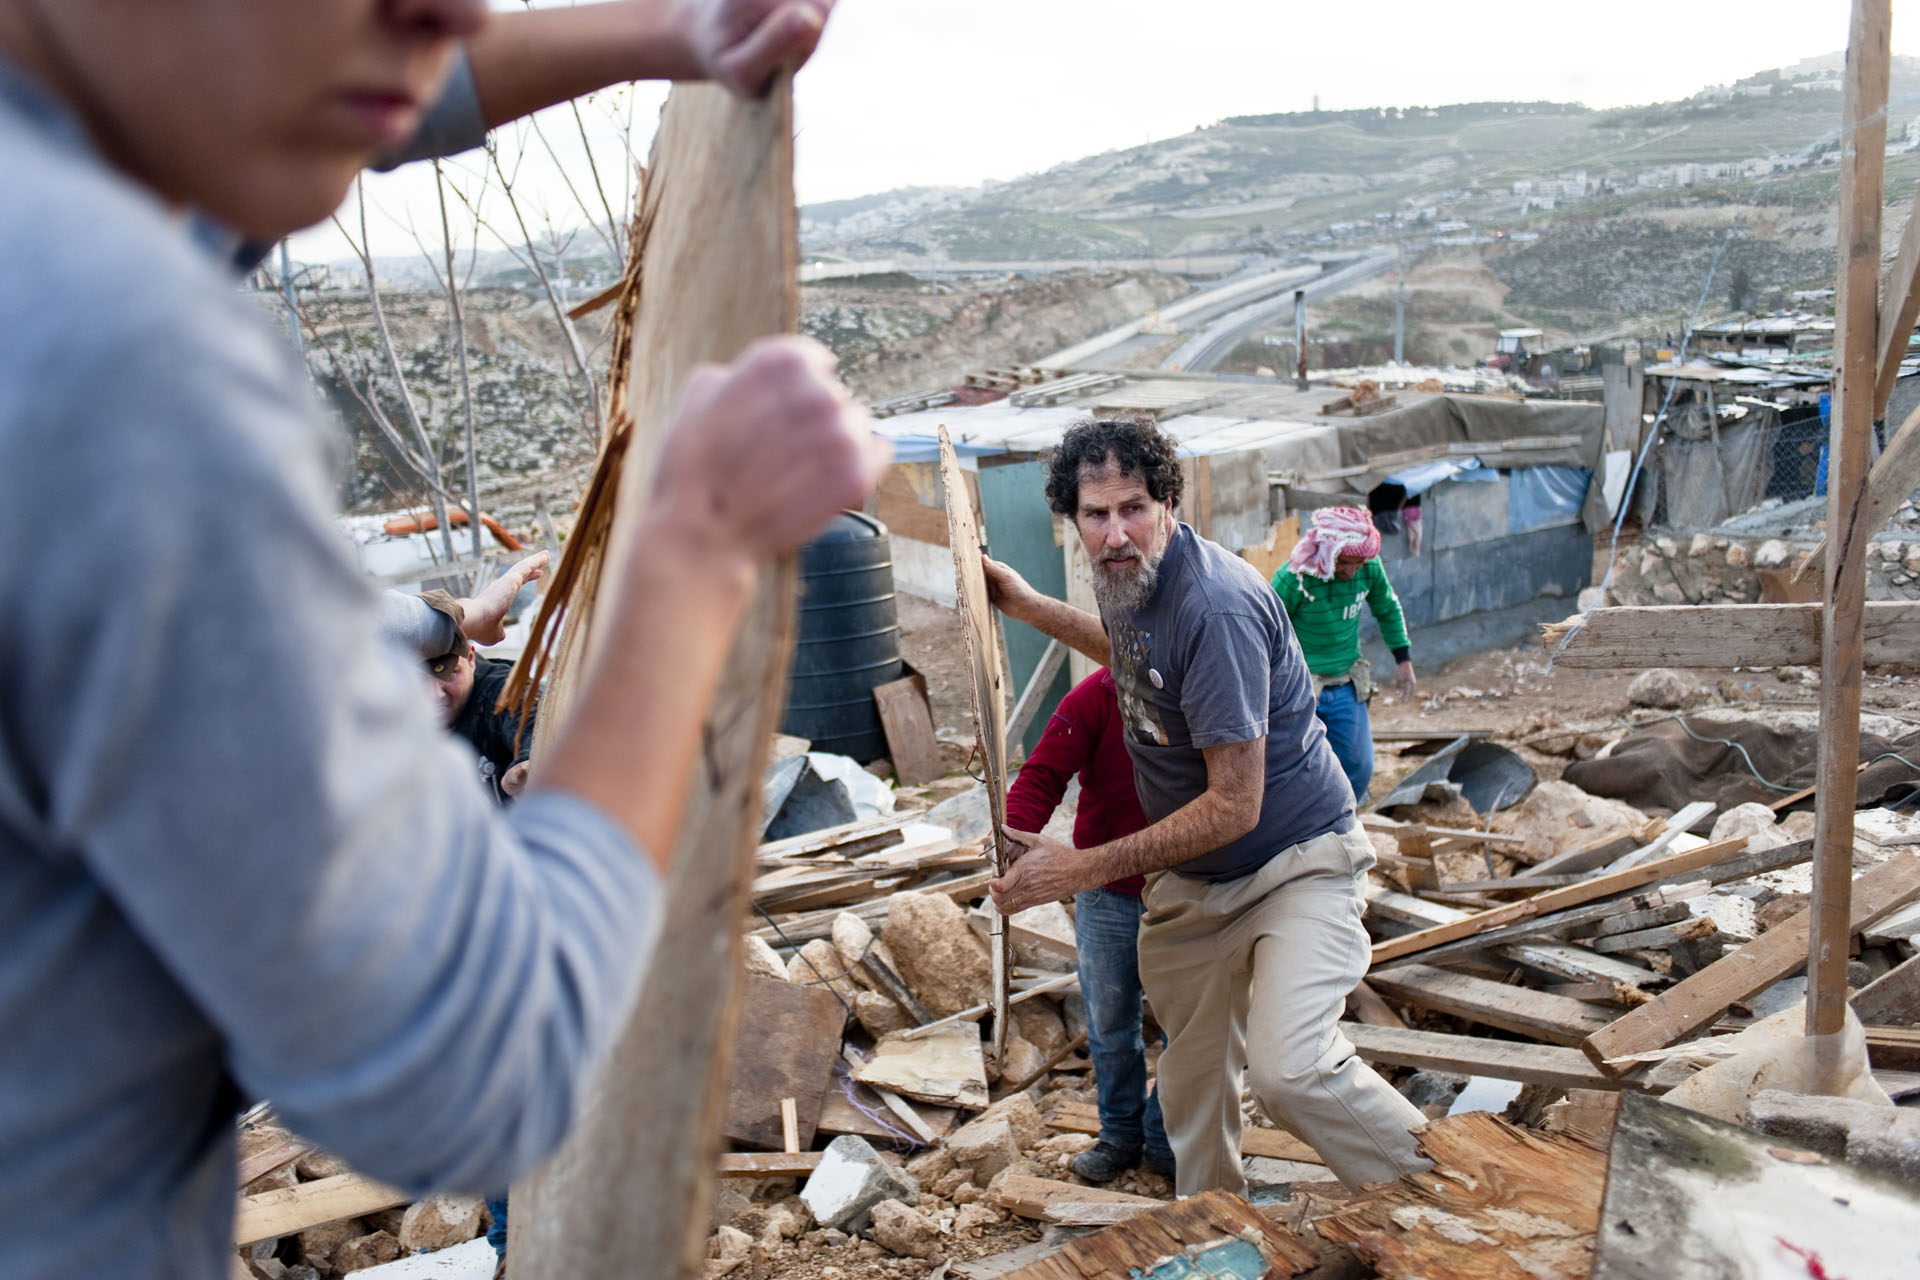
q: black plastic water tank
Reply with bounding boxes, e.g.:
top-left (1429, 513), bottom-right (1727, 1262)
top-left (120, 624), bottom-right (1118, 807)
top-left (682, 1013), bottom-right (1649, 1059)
top-left (782, 511), bottom-right (904, 762)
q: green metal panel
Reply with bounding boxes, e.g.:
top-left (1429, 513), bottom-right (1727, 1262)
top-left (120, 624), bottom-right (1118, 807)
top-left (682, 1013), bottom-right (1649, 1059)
top-left (976, 459), bottom-right (1073, 756)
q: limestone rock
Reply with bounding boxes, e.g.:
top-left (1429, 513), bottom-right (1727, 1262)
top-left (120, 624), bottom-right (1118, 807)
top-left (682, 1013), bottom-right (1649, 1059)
top-left (1709, 801), bottom-right (1790, 852)
top-left (709, 1225), bottom-right (754, 1263)
top-left (1400, 1071), bottom-right (1470, 1120)
top-left (1627, 667), bottom-right (1695, 709)
top-left (331, 1230), bottom-right (401, 1274)
top-left (787, 938), bottom-right (860, 1003)
top-left (1688, 533), bottom-right (1715, 557)
top-left (974, 1092), bottom-right (1046, 1150)
top-left (831, 912), bottom-right (875, 971)
top-left (930, 1167), bottom-right (973, 1199)
top-left (1725, 541), bottom-right (1751, 568)
top-left (295, 1220), bottom-right (362, 1272)
top-left (1906, 544), bottom-right (1920, 573)
top-left (905, 1148), bottom-right (954, 1185)
top-left (996, 1034), bottom-right (1046, 1087)
top-left (1007, 900), bottom-right (1077, 970)
top-left (882, 892), bottom-right (992, 1017)
top-left (1779, 810), bottom-right (1818, 842)
top-left (946, 1115), bottom-right (1020, 1185)
top-left (1755, 539), bottom-right (1791, 569)
top-left (1491, 780), bottom-right (1649, 860)
top-left (294, 1149), bottom-right (352, 1181)
top-left (742, 934), bottom-right (788, 983)
top-left (397, 1194), bottom-right (486, 1252)
top-left (1011, 998), bottom-right (1069, 1058)
top-left (801, 1135), bottom-right (920, 1234)
top-left (954, 1203), bottom-right (1003, 1238)
top-left (868, 1199), bottom-right (941, 1259)
top-left (853, 989), bottom-right (913, 1039)
top-left (1576, 585), bottom-right (1608, 613)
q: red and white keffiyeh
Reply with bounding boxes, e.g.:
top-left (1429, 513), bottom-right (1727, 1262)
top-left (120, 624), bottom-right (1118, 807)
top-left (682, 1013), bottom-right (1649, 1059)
top-left (1288, 506), bottom-right (1381, 580)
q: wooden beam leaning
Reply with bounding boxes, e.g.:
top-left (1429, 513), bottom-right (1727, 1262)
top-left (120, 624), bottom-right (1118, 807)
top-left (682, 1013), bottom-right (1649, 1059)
top-left (1814, 0), bottom-right (1891, 1039)
top-left (1542, 603), bottom-right (1920, 669)
top-left (1369, 837), bottom-right (1747, 967)
top-left (507, 81), bottom-right (800, 1280)
top-left (939, 426), bottom-right (1014, 1065)
top-left (1583, 853), bottom-right (1920, 1073)
top-left (1876, 180), bottom-right (1920, 419)
top-left (1005, 637), bottom-right (1067, 748)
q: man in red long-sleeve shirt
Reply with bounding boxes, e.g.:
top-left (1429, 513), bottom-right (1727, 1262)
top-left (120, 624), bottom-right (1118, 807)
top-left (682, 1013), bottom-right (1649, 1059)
top-left (1006, 669), bottom-right (1175, 1183)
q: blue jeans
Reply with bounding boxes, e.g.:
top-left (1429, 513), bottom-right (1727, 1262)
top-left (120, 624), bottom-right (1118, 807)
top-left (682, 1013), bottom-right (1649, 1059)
top-left (1074, 887), bottom-right (1172, 1162)
top-left (1316, 681), bottom-right (1373, 803)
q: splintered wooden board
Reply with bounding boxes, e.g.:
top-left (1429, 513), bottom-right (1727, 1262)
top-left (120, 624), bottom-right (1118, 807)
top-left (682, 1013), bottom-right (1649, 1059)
top-left (1316, 1113), bottom-right (1605, 1280)
top-left (720, 975), bottom-right (845, 1152)
top-left (938, 425), bottom-right (1012, 1063)
top-left (1593, 1093), bottom-right (1920, 1280)
top-left (1046, 1099), bottom-right (1324, 1165)
top-left (873, 676), bottom-right (941, 785)
top-left (508, 79), bottom-right (800, 1280)
top-left (999, 1190), bottom-right (1316, 1280)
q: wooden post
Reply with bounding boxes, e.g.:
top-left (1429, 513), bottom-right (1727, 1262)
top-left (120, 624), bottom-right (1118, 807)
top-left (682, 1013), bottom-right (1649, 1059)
top-left (1812, 0), bottom-right (1890, 1040)
top-left (506, 79), bottom-right (799, 1280)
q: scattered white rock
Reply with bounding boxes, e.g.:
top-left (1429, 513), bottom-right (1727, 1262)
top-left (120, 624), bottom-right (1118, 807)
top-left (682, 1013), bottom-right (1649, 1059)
top-left (1725, 542), bottom-right (1751, 568)
top-left (742, 934), bottom-right (788, 983)
top-left (1627, 667), bottom-right (1695, 709)
top-left (868, 1199), bottom-right (941, 1259)
top-left (882, 891), bottom-right (992, 1017)
top-left (397, 1195), bottom-right (486, 1253)
top-left (945, 1115), bottom-right (1020, 1185)
top-left (1755, 539), bottom-right (1792, 569)
top-left (1709, 802), bottom-right (1791, 853)
top-left (801, 1136), bottom-right (920, 1234)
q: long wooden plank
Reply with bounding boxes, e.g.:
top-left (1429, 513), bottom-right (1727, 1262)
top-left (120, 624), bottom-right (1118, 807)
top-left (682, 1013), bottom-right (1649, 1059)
top-left (1583, 853), bottom-right (1920, 1071)
top-left (1341, 1023), bottom-right (1655, 1094)
top-left (1367, 964), bottom-right (1614, 1047)
top-left (939, 426), bottom-right (1013, 1065)
top-left (1852, 952), bottom-right (1920, 1025)
top-left (1542, 603), bottom-right (1920, 669)
top-left (508, 81), bottom-right (800, 1280)
top-left (1876, 182), bottom-right (1920, 418)
top-left (234, 1173), bottom-right (408, 1246)
top-left (1814, 0), bottom-right (1891, 1039)
top-left (717, 1151), bottom-right (824, 1178)
top-left (1370, 838), bottom-right (1747, 966)
top-left (1005, 638), bottom-right (1066, 748)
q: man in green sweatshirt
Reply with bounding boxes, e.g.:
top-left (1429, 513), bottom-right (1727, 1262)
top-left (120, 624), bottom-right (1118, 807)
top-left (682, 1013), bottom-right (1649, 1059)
top-left (1269, 506), bottom-right (1415, 802)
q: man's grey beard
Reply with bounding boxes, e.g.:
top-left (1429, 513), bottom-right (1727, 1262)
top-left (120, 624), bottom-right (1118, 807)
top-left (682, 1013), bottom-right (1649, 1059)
top-left (1092, 543), bottom-right (1165, 613)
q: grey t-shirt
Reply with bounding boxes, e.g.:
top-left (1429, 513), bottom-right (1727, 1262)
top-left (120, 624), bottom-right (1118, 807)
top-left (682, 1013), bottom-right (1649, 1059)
top-left (1103, 524), bottom-right (1354, 881)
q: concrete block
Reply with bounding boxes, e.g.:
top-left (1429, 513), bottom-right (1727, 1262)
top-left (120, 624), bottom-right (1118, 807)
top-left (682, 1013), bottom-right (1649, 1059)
top-left (801, 1135), bottom-right (920, 1234)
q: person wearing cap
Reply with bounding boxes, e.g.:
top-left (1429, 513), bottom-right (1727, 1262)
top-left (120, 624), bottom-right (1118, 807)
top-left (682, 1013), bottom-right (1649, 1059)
top-left (1003, 668), bottom-right (1174, 1184)
top-left (1269, 507), bottom-right (1416, 803)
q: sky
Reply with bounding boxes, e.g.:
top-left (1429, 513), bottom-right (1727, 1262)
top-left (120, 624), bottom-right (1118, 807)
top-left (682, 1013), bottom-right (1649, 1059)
top-left (290, 0), bottom-right (1914, 266)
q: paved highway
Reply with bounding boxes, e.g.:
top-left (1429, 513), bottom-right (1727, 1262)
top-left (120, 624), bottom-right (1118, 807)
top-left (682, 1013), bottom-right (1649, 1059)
top-left (1160, 249), bottom-right (1398, 373)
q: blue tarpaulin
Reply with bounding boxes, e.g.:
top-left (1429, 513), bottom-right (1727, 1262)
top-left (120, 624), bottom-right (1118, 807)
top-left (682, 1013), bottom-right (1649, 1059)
top-left (1508, 465), bottom-right (1593, 534)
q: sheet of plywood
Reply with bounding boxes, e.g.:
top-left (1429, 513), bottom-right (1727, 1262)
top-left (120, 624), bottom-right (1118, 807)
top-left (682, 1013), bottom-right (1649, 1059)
top-left (1317, 1113), bottom-right (1605, 1280)
top-left (939, 426), bottom-right (1013, 1064)
top-left (507, 78), bottom-right (800, 1280)
top-left (721, 975), bottom-right (845, 1152)
top-left (873, 676), bottom-right (941, 786)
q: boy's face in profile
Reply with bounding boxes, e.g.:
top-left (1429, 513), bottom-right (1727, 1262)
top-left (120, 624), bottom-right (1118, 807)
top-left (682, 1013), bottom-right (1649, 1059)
top-left (0, 0), bottom-right (486, 239)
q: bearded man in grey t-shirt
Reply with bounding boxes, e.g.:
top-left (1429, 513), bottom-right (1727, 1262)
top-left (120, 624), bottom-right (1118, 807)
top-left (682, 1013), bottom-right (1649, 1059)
top-left (985, 417), bottom-right (1428, 1195)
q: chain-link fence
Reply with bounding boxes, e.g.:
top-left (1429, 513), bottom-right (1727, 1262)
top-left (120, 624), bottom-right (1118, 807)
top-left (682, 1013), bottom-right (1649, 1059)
top-left (1639, 397), bottom-right (1827, 532)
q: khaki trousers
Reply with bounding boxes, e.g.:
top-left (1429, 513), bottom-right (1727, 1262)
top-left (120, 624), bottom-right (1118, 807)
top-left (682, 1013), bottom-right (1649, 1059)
top-left (1138, 826), bottom-right (1430, 1193)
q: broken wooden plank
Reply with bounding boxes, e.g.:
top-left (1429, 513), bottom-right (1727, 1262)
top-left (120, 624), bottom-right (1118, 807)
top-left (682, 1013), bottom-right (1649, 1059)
top-left (1341, 1023), bottom-right (1657, 1093)
top-left (507, 78), bottom-right (802, 1280)
top-left (749, 869), bottom-right (995, 945)
top-left (939, 426), bottom-right (1013, 1066)
top-left (235, 1173), bottom-right (409, 1246)
top-left (235, 1136), bottom-right (311, 1188)
top-left (1370, 838), bottom-right (1747, 965)
top-left (1587, 916), bottom-right (1717, 954)
top-left (1852, 952), bottom-right (1920, 1025)
top-left (874, 677), bottom-right (941, 786)
top-left (990, 1174), bottom-right (1159, 1221)
top-left (1367, 964), bottom-right (1615, 1047)
top-left (722, 975), bottom-right (844, 1153)
top-left (1317, 1112), bottom-right (1606, 1280)
top-left (758, 814), bottom-right (912, 864)
top-left (1005, 638), bottom-right (1067, 748)
top-left (1000, 1190), bottom-right (1315, 1280)
top-left (1543, 602), bottom-right (1920, 669)
top-left (1346, 979), bottom-right (1408, 1028)
top-left (1583, 852), bottom-right (1920, 1071)
top-left (1577, 901), bottom-right (1695, 940)
top-left (717, 1151), bottom-right (822, 1178)
top-left (1046, 1099), bottom-right (1323, 1165)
